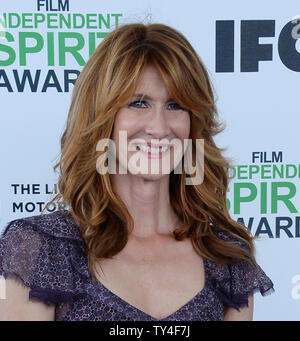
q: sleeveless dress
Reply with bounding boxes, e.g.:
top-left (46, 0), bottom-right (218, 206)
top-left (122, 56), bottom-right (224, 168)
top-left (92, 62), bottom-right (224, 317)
top-left (0, 210), bottom-right (274, 321)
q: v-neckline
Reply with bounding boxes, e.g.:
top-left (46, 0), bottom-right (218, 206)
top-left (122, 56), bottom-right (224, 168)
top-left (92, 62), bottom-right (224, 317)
top-left (90, 257), bottom-right (210, 321)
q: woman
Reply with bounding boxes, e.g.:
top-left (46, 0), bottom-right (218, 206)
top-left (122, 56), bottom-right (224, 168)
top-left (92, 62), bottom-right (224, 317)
top-left (0, 22), bottom-right (274, 321)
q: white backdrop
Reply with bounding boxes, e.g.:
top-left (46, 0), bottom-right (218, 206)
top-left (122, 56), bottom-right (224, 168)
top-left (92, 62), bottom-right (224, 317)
top-left (1, 0), bottom-right (299, 321)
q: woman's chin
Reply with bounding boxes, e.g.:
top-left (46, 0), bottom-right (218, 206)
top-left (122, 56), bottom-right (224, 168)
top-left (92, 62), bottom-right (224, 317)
top-left (132, 172), bottom-right (170, 182)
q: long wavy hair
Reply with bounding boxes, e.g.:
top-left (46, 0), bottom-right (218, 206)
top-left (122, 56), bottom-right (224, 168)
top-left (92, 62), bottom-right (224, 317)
top-left (44, 22), bottom-right (257, 281)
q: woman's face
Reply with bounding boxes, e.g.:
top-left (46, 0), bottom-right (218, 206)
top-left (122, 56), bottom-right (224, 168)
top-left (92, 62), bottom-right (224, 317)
top-left (111, 64), bottom-right (190, 180)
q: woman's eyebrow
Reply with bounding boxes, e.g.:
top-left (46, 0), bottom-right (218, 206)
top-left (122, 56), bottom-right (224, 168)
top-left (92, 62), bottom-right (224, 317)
top-left (132, 93), bottom-right (175, 101)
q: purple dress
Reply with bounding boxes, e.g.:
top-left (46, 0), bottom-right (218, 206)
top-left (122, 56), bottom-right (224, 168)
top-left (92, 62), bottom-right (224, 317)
top-left (0, 210), bottom-right (274, 321)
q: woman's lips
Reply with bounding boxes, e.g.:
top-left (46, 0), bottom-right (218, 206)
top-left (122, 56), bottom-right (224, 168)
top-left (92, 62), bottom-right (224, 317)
top-left (135, 143), bottom-right (173, 159)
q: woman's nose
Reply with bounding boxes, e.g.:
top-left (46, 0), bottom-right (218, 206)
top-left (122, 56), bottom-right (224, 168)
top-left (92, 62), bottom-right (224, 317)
top-left (144, 106), bottom-right (171, 138)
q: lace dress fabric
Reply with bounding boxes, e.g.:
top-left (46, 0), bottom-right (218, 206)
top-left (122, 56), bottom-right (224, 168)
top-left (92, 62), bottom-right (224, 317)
top-left (0, 210), bottom-right (274, 321)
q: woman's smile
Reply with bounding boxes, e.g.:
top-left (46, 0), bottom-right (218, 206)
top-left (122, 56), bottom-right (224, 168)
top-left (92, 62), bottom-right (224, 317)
top-left (135, 143), bottom-right (174, 159)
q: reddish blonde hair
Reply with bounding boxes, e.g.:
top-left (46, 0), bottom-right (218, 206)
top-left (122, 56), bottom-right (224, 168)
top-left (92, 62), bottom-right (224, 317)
top-left (44, 22), bottom-right (257, 280)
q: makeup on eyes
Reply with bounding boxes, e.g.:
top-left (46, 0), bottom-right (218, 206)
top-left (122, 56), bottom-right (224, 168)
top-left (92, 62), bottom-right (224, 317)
top-left (128, 95), bottom-right (184, 110)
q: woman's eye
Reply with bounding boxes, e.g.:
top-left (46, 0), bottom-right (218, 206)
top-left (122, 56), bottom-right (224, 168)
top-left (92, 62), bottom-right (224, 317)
top-left (128, 100), bottom-right (184, 110)
top-left (129, 100), bottom-right (147, 108)
top-left (168, 102), bottom-right (183, 110)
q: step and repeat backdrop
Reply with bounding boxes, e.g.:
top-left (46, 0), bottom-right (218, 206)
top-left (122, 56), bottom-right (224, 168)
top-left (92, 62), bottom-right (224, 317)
top-left (0, 0), bottom-right (299, 320)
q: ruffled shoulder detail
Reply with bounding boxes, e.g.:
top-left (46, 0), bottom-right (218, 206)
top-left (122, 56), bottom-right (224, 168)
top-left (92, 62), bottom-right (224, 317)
top-left (210, 223), bottom-right (251, 251)
top-left (206, 226), bottom-right (275, 311)
top-left (0, 210), bottom-right (89, 307)
top-left (1, 209), bottom-right (84, 243)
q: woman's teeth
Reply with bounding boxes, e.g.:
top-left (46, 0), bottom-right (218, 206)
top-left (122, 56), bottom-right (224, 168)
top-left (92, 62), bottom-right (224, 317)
top-left (136, 144), bottom-right (170, 153)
